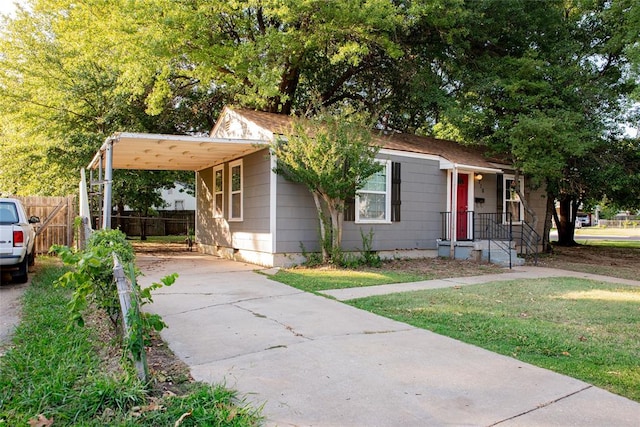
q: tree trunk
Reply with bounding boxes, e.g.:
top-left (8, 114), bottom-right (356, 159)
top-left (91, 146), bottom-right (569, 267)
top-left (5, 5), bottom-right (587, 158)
top-left (555, 196), bottom-right (578, 246)
top-left (311, 192), bottom-right (329, 262)
top-left (513, 170), bottom-right (538, 246)
top-left (117, 202), bottom-right (125, 231)
top-left (139, 216), bottom-right (147, 241)
top-left (542, 191), bottom-right (555, 252)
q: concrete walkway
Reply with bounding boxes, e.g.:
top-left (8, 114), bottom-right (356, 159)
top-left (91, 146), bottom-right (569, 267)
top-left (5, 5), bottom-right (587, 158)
top-left (138, 252), bottom-right (640, 426)
top-left (320, 266), bottom-right (640, 301)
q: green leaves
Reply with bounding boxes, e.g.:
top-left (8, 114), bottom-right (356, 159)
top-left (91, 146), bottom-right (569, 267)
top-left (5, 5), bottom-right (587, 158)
top-left (272, 112), bottom-right (382, 262)
top-left (273, 113), bottom-right (381, 200)
top-left (51, 229), bottom-right (178, 381)
top-left (51, 231), bottom-right (133, 328)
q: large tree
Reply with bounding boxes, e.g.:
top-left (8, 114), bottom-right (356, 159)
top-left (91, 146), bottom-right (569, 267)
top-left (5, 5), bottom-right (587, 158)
top-left (434, 0), bottom-right (638, 247)
top-left (0, 1), bottom-right (196, 203)
top-left (1, 0), bottom-right (638, 247)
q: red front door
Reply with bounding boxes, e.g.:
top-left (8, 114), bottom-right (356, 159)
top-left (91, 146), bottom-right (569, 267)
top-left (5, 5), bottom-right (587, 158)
top-left (456, 174), bottom-right (469, 240)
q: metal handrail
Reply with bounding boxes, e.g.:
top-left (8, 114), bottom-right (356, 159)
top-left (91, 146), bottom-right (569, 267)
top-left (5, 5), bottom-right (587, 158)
top-left (518, 220), bottom-right (541, 265)
top-left (476, 213), bottom-right (513, 268)
top-left (440, 211), bottom-right (541, 270)
top-left (439, 211), bottom-right (475, 241)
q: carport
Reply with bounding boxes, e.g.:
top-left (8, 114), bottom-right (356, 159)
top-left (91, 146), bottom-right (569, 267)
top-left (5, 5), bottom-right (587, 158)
top-left (83, 132), bottom-right (264, 230)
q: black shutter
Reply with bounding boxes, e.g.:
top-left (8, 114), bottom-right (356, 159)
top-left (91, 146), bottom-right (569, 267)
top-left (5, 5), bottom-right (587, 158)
top-left (391, 162), bottom-right (401, 222)
top-left (496, 173), bottom-right (503, 214)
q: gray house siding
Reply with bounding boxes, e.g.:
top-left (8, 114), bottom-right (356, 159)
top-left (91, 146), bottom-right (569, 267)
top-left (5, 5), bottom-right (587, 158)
top-left (473, 173), bottom-right (499, 215)
top-left (271, 152), bottom-right (448, 258)
top-left (275, 175), bottom-right (320, 253)
top-left (342, 154), bottom-right (447, 252)
top-left (231, 150), bottom-right (271, 231)
top-left (196, 167), bottom-right (215, 247)
top-left (196, 149), bottom-right (272, 258)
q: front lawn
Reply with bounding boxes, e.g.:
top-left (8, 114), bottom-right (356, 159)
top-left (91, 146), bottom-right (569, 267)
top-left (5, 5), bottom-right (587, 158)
top-left (270, 257), bottom-right (504, 293)
top-left (348, 277), bottom-right (640, 402)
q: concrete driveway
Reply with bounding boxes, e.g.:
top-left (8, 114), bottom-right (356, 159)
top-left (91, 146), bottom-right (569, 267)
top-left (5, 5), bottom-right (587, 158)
top-left (138, 252), bottom-right (640, 426)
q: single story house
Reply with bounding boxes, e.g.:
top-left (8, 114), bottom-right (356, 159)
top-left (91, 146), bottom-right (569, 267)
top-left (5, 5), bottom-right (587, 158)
top-left (87, 106), bottom-right (546, 267)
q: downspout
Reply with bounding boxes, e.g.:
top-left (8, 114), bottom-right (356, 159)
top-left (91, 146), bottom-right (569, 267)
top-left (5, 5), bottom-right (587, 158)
top-left (102, 137), bottom-right (114, 230)
top-left (450, 166), bottom-right (458, 259)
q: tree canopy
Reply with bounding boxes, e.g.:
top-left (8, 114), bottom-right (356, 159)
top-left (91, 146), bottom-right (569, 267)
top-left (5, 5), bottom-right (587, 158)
top-left (0, 0), bottom-right (638, 245)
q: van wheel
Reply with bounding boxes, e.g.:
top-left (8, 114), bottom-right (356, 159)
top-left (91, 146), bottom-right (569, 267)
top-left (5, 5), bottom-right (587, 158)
top-left (13, 257), bottom-right (28, 284)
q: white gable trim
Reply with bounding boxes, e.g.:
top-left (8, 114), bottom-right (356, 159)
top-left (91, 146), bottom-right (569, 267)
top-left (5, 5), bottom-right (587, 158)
top-left (211, 107), bottom-right (275, 141)
top-left (379, 148), bottom-right (442, 162)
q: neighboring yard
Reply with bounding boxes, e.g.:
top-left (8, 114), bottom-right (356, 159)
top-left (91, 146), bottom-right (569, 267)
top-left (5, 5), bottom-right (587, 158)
top-left (538, 241), bottom-right (640, 281)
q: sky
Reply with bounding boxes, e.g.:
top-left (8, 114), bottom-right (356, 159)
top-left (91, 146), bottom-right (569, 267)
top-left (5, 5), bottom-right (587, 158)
top-left (0, 0), bottom-right (20, 17)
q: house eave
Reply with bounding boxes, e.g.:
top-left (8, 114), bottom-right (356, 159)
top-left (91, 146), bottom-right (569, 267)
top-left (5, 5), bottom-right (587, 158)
top-left (439, 159), bottom-right (504, 173)
top-left (87, 132), bottom-right (266, 171)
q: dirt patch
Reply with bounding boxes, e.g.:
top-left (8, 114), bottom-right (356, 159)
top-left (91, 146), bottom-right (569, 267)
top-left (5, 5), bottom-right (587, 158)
top-left (89, 308), bottom-right (194, 397)
top-left (535, 244), bottom-right (640, 281)
top-left (360, 256), bottom-right (505, 277)
top-left (145, 331), bottom-right (194, 396)
top-left (131, 241), bottom-right (192, 255)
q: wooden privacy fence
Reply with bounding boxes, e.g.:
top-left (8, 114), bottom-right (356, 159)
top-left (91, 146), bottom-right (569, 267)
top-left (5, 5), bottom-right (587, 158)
top-left (15, 195), bottom-right (77, 254)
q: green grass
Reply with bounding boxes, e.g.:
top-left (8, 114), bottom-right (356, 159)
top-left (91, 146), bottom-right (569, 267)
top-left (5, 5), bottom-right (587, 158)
top-left (574, 227), bottom-right (640, 236)
top-left (0, 258), bottom-right (261, 426)
top-left (348, 277), bottom-right (640, 402)
top-left (271, 269), bottom-right (432, 293)
top-left (127, 235), bottom-right (188, 243)
top-left (577, 240), bottom-right (640, 249)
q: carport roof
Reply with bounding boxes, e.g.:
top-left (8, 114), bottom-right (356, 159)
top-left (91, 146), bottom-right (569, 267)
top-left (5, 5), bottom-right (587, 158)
top-left (87, 132), bottom-right (265, 171)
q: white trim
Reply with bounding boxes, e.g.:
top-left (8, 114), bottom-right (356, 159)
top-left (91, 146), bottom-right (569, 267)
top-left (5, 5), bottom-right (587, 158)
top-left (447, 170), bottom-right (475, 241)
top-left (378, 148), bottom-right (442, 162)
top-left (270, 153), bottom-right (278, 253)
top-left (213, 165), bottom-right (224, 218)
top-left (503, 174), bottom-right (525, 224)
top-left (211, 106), bottom-right (276, 140)
top-left (228, 159), bottom-right (243, 222)
top-left (356, 159), bottom-right (392, 224)
top-left (439, 159), bottom-right (503, 173)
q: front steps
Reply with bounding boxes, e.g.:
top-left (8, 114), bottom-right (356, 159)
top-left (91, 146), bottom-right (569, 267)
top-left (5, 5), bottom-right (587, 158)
top-left (437, 240), bottom-right (525, 268)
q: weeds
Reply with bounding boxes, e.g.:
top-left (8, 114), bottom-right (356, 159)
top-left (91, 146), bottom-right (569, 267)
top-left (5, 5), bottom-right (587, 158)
top-left (0, 259), bottom-right (146, 425)
top-left (0, 259), bottom-right (262, 426)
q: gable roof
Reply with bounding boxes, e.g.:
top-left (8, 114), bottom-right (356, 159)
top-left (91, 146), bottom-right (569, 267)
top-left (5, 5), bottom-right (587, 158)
top-left (213, 107), bottom-right (504, 172)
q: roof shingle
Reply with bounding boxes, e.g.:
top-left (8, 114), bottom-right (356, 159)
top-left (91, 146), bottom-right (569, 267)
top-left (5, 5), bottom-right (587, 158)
top-left (229, 107), bottom-right (502, 170)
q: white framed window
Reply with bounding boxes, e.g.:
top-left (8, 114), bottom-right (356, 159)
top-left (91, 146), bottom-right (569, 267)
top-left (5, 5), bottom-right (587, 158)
top-left (503, 175), bottom-right (524, 223)
top-left (213, 165), bottom-right (224, 217)
top-left (174, 200), bottom-right (184, 210)
top-left (356, 160), bottom-right (391, 223)
top-left (229, 160), bottom-right (243, 221)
